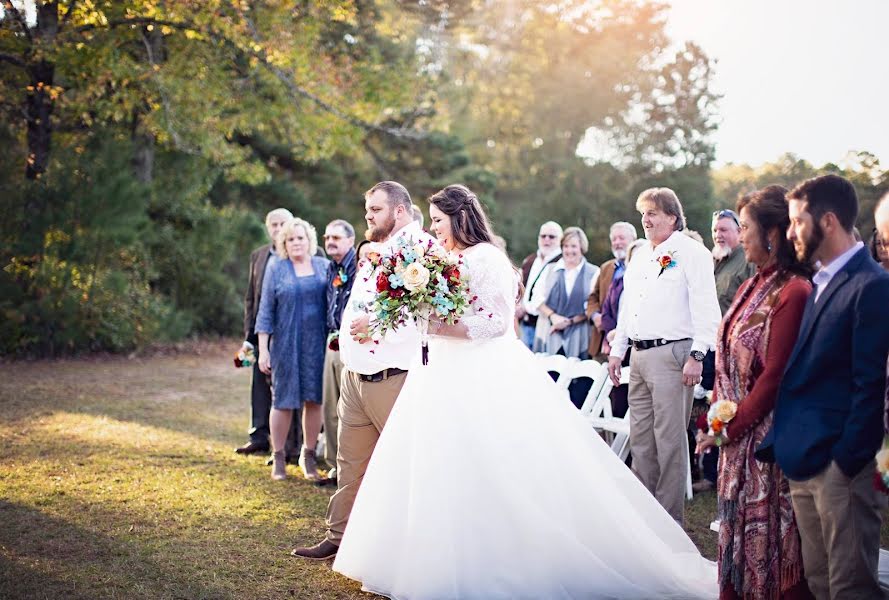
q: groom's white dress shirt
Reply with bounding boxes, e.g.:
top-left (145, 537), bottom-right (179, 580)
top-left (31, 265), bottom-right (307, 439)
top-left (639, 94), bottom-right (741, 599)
top-left (609, 230), bottom-right (720, 359)
top-left (338, 221), bottom-right (435, 375)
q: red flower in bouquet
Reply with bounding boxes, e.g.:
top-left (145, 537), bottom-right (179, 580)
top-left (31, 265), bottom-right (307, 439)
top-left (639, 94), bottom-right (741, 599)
top-left (376, 270), bottom-right (390, 292)
top-left (443, 265), bottom-right (461, 283)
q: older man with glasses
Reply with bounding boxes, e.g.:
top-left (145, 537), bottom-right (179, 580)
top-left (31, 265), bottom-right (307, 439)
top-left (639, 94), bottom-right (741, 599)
top-left (517, 221), bottom-right (564, 349)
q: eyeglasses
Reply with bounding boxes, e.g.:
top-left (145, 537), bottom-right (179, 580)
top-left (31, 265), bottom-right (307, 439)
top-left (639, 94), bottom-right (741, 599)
top-left (539, 234), bottom-right (558, 240)
top-left (713, 209), bottom-right (740, 227)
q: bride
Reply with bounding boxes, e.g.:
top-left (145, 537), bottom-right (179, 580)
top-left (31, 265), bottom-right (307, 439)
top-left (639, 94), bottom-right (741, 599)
top-left (332, 184), bottom-right (717, 599)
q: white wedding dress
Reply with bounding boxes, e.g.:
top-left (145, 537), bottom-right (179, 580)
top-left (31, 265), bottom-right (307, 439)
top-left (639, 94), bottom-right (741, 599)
top-left (333, 242), bottom-right (717, 599)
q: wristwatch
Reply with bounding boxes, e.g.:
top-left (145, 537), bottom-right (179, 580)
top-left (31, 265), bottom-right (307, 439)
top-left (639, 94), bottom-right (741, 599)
top-left (690, 350), bottom-right (705, 362)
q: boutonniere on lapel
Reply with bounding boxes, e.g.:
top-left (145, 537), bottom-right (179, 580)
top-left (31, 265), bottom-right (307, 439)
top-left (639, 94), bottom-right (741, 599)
top-left (332, 266), bottom-right (348, 288)
top-left (656, 251), bottom-right (678, 277)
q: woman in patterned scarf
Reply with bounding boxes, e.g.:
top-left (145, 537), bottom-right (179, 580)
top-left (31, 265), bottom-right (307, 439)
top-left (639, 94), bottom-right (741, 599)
top-left (697, 185), bottom-right (814, 599)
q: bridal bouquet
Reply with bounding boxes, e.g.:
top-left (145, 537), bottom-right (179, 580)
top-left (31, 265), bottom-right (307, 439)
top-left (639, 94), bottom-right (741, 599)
top-left (706, 399), bottom-right (738, 446)
top-left (365, 236), bottom-right (470, 364)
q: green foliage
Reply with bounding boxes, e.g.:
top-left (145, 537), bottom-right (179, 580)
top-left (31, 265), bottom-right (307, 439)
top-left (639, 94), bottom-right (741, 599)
top-left (0, 1), bottom-right (736, 356)
top-left (712, 152), bottom-right (889, 238)
top-left (0, 135), bottom-right (263, 356)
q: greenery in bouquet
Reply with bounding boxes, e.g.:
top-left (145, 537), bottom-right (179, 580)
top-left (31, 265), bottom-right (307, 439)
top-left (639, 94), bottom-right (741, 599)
top-left (364, 236), bottom-right (471, 341)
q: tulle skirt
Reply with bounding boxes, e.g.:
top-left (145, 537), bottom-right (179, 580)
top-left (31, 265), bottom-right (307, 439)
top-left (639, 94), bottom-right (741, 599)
top-left (333, 334), bottom-right (717, 599)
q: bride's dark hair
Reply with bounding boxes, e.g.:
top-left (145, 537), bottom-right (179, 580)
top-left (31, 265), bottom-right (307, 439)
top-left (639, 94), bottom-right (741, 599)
top-left (428, 184), bottom-right (495, 249)
top-left (430, 184), bottom-right (525, 303)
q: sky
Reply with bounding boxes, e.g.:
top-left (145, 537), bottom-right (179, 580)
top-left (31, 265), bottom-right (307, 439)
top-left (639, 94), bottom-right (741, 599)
top-left (663, 0), bottom-right (889, 167)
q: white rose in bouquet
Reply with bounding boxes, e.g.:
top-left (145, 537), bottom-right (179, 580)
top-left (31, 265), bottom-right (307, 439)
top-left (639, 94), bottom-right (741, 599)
top-left (403, 262), bottom-right (431, 293)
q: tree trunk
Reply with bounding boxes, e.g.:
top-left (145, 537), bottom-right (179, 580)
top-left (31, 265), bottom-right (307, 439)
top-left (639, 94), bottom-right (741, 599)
top-left (131, 24), bottom-right (166, 183)
top-left (25, 60), bottom-right (55, 179)
top-left (23, 2), bottom-right (60, 180)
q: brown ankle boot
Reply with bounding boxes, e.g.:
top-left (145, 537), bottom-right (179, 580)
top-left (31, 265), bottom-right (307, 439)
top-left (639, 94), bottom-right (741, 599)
top-left (298, 447), bottom-right (319, 481)
top-left (271, 450), bottom-right (287, 480)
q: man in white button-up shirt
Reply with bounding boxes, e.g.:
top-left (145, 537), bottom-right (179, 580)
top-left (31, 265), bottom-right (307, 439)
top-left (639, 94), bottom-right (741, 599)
top-left (607, 188), bottom-right (720, 525)
top-left (293, 180), bottom-right (434, 561)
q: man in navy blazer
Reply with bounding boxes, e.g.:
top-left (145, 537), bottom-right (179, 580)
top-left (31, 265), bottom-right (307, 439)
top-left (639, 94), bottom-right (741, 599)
top-left (758, 174), bottom-right (889, 599)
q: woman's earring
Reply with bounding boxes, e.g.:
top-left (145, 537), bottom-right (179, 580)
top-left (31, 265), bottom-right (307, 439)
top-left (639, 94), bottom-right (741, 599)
top-left (767, 242), bottom-right (772, 253)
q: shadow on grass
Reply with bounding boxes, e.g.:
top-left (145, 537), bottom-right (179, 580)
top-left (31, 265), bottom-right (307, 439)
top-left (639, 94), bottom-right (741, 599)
top-left (0, 357), bottom-right (251, 448)
top-left (0, 499), bottom-right (235, 599)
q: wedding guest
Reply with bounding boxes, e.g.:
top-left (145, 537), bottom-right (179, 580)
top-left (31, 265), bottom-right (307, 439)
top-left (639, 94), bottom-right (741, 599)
top-left (696, 186), bottom-right (813, 599)
top-left (355, 239), bottom-right (373, 267)
top-left (712, 208), bottom-right (756, 315)
top-left (608, 187), bottom-right (721, 524)
top-left (319, 219), bottom-right (357, 485)
top-left (536, 227), bottom-right (600, 408)
top-left (292, 181), bottom-right (432, 560)
top-left (256, 217), bottom-right (329, 481)
top-left (587, 221), bottom-right (637, 359)
top-left (876, 193), bottom-right (889, 433)
top-left (410, 204), bottom-right (424, 228)
top-left (517, 221), bottom-right (563, 349)
top-left (536, 228), bottom-right (599, 355)
top-left (877, 192), bottom-right (889, 252)
top-left (236, 207), bottom-right (292, 456)
top-left (694, 208), bottom-right (755, 492)
top-left (868, 229), bottom-right (889, 270)
top-left (758, 175), bottom-right (889, 599)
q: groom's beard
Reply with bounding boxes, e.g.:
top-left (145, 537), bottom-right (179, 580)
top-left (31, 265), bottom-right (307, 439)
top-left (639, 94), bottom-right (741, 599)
top-left (366, 214), bottom-right (396, 242)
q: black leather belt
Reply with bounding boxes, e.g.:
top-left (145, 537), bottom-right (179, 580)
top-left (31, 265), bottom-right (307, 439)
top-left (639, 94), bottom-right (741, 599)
top-left (358, 368), bottom-right (408, 383)
top-left (631, 338), bottom-right (690, 351)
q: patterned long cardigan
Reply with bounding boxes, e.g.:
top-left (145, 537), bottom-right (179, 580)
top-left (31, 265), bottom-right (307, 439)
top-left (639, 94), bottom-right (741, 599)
top-left (714, 267), bottom-right (812, 600)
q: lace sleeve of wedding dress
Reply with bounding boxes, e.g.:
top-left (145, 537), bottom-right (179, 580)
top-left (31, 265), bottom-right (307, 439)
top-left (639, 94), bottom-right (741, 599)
top-left (433, 243), bottom-right (518, 341)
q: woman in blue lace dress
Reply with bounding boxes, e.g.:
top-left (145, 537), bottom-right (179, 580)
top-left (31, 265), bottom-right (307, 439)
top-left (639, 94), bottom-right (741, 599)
top-left (256, 217), bottom-right (329, 481)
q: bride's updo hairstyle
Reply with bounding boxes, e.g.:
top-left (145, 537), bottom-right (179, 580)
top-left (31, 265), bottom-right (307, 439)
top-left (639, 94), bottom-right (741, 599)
top-left (428, 184), bottom-right (495, 249)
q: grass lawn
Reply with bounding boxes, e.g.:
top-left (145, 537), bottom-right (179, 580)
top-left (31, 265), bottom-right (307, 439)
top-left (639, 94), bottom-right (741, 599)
top-left (0, 339), bottom-right (884, 598)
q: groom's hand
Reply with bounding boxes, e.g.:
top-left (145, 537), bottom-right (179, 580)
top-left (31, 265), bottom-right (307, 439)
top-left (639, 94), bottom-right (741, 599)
top-left (350, 315), bottom-right (371, 344)
top-left (607, 356), bottom-right (622, 387)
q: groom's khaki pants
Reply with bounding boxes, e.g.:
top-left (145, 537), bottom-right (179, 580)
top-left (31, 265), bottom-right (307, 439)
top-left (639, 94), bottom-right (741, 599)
top-left (325, 368), bottom-right (406, 545)
top-left (627, 339), bottom-right (693, 525)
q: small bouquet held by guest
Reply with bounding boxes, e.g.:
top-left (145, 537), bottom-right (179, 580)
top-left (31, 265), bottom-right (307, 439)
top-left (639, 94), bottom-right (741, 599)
top-left (365, 236), bottom-right (471, 364)
top-left (234, 342), bottom-right (256, 368)
top-left (872, 441), bottom-right (889, 495)
top-left (706, 399), bottom-right (738, 446)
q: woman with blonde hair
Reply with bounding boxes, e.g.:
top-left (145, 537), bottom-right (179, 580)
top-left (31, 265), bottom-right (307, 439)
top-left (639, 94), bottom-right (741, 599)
top-left (256, 217), bottom-right (329, 480)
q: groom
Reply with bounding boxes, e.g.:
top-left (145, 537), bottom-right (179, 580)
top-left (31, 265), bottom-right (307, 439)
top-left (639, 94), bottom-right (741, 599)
top-left (292, 181), bottom-right (433, 560)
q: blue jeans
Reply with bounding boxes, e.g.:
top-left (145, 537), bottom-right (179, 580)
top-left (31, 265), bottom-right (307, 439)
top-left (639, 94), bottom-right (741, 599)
top-left (519, 323), bottom-right (536, 349)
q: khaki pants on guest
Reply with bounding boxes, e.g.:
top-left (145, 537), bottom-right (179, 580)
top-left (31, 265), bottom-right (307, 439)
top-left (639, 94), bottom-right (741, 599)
top-left (325, 369), bottom-right (406, 544)
top-left (627, 339), bottom-right (693, 525)
top-left (321, 347), bottom-right (345, 465)
top-left (789, 460), bottom-right (886, 600)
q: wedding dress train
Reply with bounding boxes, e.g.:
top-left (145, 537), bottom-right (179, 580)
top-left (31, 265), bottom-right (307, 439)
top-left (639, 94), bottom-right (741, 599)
top-left (333, 242), bottom-right (717, 599)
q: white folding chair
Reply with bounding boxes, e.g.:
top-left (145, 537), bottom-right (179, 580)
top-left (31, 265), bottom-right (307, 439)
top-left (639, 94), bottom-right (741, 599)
top-left (535, 353), bottom-right (575, 390)
top-left (573, 360), bottom-right (609, 417)
top-left (587, 366), bottom-right (631, 448)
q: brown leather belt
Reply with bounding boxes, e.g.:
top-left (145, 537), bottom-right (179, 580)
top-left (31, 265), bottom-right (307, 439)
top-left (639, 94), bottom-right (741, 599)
top-left (358, 368), bottom-right (408, 383)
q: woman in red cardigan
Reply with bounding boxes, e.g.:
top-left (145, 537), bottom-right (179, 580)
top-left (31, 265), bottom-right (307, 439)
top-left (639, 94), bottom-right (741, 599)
top-left (697, 186), bottom-right (814, 600)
